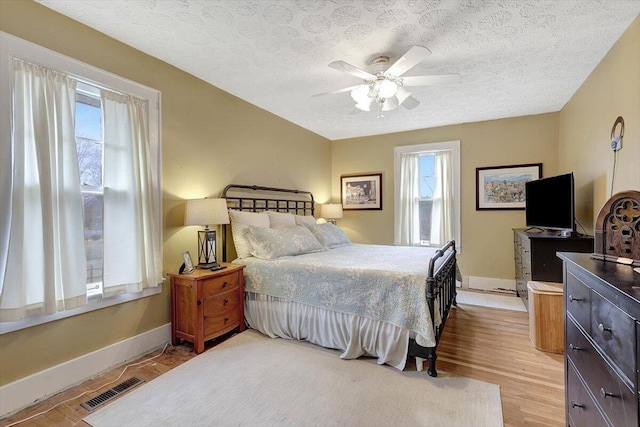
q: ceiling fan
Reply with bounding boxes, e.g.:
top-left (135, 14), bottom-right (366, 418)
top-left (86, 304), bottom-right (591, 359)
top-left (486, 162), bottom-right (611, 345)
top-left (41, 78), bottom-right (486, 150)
top-left (313, 46), bottom-right (460, 117)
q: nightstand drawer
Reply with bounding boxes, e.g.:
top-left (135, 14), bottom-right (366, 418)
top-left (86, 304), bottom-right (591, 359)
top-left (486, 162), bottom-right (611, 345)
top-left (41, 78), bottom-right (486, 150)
top-left (566, 271), bottom-right (591, 332)
top-left (203, 288), bottom-right (241, 317)
top-left (204, 309), bottom-right (241, 335)
top-left (591, 289), bottom-right (636, 385)
top-left (203, 272), bottom-right (239, 295)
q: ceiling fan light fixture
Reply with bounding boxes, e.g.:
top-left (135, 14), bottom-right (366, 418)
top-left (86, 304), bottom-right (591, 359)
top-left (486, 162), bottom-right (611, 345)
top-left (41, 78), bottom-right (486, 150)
top-left (350, 84), bottom-right (371, 104)
top-left (355, 100), bottom-right (371, 111)
top-left (377, 79), bottom-right (398, 99)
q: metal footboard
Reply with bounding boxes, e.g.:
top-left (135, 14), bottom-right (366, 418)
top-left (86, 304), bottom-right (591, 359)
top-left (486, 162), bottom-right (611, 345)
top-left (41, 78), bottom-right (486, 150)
top-left (408, 240), bottom-right (458, 377)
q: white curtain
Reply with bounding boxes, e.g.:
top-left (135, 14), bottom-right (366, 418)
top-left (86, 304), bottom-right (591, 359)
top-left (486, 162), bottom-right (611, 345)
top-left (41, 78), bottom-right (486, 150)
top-left (0, 59), bottom-right (87, 321)
top-left (430, 150), bottom-right (454, 246)
top-left (101, 90), bottom-right (161, 298)
top-left (396, 153), bottom-right (420, 245)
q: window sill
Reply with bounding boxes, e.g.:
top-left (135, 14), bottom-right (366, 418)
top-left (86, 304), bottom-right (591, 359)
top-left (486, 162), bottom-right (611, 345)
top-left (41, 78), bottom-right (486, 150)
top-left (0, 281), bottom-right (163, 334)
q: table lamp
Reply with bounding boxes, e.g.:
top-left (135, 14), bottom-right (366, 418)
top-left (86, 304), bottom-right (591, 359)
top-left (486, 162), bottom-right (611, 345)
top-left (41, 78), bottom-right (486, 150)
top-left (321, 203), bottom-right (343, 225)
top-left (185, 198), bottom-right (230, 269)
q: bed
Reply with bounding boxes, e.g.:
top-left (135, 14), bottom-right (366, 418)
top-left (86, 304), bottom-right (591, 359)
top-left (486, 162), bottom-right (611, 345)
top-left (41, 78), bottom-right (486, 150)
top-left (221, 184), bottom-right (457, 376)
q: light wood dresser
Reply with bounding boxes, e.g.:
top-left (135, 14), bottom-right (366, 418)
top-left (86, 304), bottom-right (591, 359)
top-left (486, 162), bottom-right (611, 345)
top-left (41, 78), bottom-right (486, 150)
top-left (168, 263), bottom-right (245, 354)
top-left (559, 252), bottom-right (640, 427)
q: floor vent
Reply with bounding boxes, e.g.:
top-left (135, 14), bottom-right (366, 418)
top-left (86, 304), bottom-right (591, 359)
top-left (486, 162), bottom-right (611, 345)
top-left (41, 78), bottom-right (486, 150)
top-left (81, 377), bottom-right (144, 411)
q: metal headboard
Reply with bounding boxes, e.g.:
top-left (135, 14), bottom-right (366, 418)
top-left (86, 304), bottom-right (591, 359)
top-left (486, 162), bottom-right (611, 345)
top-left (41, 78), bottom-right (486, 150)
top-left (221, 184), bottom-right (315, 261)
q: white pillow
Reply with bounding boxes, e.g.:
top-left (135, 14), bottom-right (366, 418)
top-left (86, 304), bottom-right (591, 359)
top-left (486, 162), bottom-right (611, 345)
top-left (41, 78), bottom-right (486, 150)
top-left (303, 223), bottom-right (351, 249)
top-left (294, 214), bottom-right (317, 226)
top-left (246, 225), bottom-right (325, 260)
top-left (267, 211), bottom-right (296, 229)
top-left (228, 210), bottom-right (270, 259)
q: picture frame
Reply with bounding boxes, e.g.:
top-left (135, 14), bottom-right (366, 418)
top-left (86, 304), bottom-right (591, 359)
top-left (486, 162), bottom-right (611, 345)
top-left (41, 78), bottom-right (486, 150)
top-left (180, 251), bottom-right (195, 274)
top-left (476, 163), bottom-right (542, 210)
top-left (341, 173), bottom-right (382, 210)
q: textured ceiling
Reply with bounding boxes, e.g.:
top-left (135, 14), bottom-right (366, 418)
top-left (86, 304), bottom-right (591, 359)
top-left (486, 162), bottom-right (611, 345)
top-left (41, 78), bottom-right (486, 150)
top-left (37, 0), bottom-right (640, 140)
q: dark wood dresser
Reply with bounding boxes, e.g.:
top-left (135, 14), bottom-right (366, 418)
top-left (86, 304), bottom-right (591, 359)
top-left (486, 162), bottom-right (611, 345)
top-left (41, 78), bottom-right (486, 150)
top-left (514, 229), bottom-right (593, 309)
top-left (559, 252), bottom-right (640, 427)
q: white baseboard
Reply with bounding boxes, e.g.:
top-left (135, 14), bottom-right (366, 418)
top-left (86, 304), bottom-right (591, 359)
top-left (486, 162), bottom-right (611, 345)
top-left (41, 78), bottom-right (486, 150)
top-left (0, 323), bottom-right (171, 418)
top-left (468, 276), bottom-right (516, 293)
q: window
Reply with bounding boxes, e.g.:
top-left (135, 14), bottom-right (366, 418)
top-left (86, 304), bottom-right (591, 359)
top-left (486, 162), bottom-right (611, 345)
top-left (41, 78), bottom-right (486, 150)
top-left (76, 83), bottom-right (104, 295)
top-left (394, 141), bottom-right (461, 249)
top-left (0, 31), bottom-right (162, 332)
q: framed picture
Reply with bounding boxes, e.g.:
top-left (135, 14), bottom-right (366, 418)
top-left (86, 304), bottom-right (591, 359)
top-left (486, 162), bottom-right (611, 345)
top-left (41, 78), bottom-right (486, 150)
top-left (181, 251), bottom-right (195, 274)
top-left (476, 163), bottom-right (542, 210)
top-left (341, 173), bottom-right (382, 210)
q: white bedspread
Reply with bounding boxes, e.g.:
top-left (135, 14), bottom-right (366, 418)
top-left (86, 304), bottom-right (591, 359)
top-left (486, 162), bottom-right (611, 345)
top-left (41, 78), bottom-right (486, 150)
top-left (236, 243), bottom-right (443, 348)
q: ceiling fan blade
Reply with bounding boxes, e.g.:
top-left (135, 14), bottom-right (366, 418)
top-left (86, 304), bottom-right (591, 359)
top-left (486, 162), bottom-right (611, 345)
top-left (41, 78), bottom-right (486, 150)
top-left (381, 96), bottom-right (399, 111)
top-left (396, 87), bottom-right (412, 104)
top-left (396, 87), bottom-right (419, 109)
top-left (401, 96), bottom-right (420, 110)
top-left (312, 85), bottom-right (362, 97)
top-left (402, 74), bottom-right (461, 86)
top-left (328, 61), bottom-right (376, 80)
top-left (385, 46), bottom-right (431, 77)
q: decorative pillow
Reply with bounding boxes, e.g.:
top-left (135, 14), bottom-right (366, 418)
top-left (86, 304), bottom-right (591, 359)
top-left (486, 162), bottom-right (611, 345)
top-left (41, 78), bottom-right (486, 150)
top-left (294, 214), bottom-right (317, 226)
top-left (267, 211), bottom-right (296, 229)
top-left (246, 225), bottom-right (325, 260)
top-left (228, 210), bottom-right (270, 259)
top-left (303, 223), bottom-right (351, 249)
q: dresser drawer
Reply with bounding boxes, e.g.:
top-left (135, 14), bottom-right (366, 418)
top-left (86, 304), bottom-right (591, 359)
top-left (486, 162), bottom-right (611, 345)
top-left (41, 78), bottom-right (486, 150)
top-left (204, 309), bottom-right (242, 336)
top-left (567, 360), bottom-right (611, 427)
top-left (567, 317), bottom-right (638, 426)
top-left (591, 290), bottom-right (637, 386)
top-left (203, 288), bottom-right (241, 317)
top-left (566, 271), bottom-right (591, 332)
top-left (203, 271), bottom-right (239, 295)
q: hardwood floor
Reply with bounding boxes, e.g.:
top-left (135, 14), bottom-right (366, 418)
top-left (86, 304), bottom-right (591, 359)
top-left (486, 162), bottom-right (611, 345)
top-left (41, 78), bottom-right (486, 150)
top-left (1, 302), bottom-right (564, 427)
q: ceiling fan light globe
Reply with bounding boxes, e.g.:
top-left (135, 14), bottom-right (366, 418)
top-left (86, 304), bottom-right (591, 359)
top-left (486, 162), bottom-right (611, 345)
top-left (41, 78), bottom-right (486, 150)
top-left (381, 95), bottom-right (400, 111)
top-left (350, 85), bottom-right (370, 103)
top-left (355, 100), bottom-right (371, 111)
top-left (378, 79), bottom-right (398, 98)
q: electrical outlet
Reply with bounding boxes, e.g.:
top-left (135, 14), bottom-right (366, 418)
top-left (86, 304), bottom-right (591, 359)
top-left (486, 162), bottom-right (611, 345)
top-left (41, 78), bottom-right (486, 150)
top-left (611, 136), bottom-right (623, 151)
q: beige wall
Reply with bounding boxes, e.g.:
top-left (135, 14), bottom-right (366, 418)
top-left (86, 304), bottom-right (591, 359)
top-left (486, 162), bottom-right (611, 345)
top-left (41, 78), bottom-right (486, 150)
top-left (331, 113), bottom-right (559, 281)
top-left (559, 15), bottom-right (640, 231)
top-left (0, 0), bottom-right (331, 385)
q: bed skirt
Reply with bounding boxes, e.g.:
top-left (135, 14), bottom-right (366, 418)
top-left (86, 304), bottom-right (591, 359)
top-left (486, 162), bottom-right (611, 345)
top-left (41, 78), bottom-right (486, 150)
top-left (244, 292), bottom-right (412, 370)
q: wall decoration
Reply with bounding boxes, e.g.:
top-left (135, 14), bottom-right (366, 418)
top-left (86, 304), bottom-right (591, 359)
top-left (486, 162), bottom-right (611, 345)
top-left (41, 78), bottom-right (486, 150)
top-left (476, 163), bottom-right (542, 210)
top-left (341, 173), bottom-right (382, 210)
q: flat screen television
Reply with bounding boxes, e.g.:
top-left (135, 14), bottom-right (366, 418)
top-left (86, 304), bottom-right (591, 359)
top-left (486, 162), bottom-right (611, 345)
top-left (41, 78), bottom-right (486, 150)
top-left (525, 172), bottom-right (575, 232)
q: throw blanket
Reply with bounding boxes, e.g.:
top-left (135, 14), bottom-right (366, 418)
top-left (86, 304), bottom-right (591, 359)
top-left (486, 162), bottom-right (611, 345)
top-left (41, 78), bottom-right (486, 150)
top-left (237, 244), bottom-right (444, 347)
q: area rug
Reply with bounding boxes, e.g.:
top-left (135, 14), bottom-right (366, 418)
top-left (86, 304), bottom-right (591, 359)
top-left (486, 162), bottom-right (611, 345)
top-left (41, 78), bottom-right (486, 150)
top-left (84, 330), bottom-right (503, 427)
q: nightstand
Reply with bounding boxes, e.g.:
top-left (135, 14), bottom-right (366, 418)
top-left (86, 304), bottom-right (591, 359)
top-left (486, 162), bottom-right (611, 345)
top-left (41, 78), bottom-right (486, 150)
top-left (168, 263), bottom-right (245, 354)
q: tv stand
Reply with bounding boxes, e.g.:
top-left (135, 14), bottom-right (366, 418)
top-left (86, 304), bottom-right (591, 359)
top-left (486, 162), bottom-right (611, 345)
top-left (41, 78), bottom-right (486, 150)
top-left (513, 229), bottom-right (593, 310)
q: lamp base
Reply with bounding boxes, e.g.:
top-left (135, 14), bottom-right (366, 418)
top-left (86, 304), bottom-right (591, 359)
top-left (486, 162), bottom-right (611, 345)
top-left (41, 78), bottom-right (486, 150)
top-left (197, 262), bottom-right (220, 269)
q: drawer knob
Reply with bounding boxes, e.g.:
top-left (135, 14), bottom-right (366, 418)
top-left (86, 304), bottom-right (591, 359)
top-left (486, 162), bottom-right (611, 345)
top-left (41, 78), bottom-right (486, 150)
top-left (570, 401), bottom-right (584, 409)
top-left (224, 317), bottom-right (229, 323)
top-left (223, 298), bottom-right (229, 306)
top-left (598, 323), bottom-right (612, 334)
top-left (600, 388), bottom-right (616, 399)
top-left (568, 295), bottom-right (583, 302)
top-left (197, 300), bottom-right (202, 306)
top-left (569, 344), bottom-right (582, 352)
top-left (222, 281), bottom-right (228, 288)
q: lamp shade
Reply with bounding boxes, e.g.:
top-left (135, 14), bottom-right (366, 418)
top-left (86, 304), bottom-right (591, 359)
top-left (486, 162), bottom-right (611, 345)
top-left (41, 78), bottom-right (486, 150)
top-left (185, 198), bottom-right (230, 226)
top-left (321, 203), bottom-right (344, 220)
